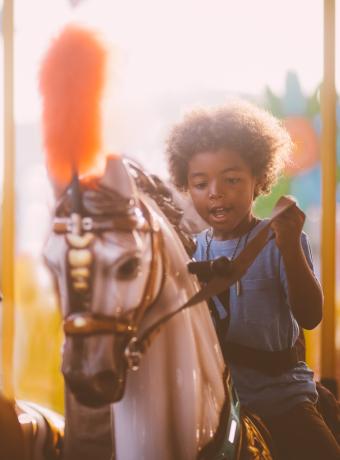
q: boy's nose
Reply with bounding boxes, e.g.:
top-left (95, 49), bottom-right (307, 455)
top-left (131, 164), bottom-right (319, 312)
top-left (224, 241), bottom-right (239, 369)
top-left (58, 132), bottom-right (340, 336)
top-left (209, 191), bottom-right (224, 200)
top-left (208, 181), bottom-right (225, 199)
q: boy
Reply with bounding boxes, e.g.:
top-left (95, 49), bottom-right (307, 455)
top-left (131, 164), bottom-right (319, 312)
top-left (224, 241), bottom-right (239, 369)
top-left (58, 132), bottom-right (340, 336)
top-left (166, 100), bottom-right (340, 459)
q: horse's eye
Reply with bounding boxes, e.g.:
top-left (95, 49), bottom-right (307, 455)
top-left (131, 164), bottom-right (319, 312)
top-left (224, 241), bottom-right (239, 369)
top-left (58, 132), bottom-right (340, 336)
top-left (117, 257), bottom-right (141, 280)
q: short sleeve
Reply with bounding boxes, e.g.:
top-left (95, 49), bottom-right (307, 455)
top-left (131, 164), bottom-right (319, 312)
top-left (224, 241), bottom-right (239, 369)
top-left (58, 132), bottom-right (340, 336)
top-left (192, 230), bottom-right (208, 262)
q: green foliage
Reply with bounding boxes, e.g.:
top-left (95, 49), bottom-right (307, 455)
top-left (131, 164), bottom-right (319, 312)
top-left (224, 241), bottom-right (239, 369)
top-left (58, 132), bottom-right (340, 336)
top-left (263, 86), bottom-right (283, 118)
top-left (254, 176), bottom-right (291, 218)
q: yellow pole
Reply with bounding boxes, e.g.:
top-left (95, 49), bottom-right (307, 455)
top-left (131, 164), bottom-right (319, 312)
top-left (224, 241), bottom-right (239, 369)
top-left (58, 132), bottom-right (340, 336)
top-left (320, 0), bottom-right (337, 393)
top-left (1, 0), bottom-right (15, 400)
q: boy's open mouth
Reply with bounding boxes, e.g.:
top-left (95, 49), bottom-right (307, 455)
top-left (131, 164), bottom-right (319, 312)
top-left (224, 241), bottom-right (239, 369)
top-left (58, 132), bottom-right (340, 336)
top-left (209, 206), bottom-right (231, 220)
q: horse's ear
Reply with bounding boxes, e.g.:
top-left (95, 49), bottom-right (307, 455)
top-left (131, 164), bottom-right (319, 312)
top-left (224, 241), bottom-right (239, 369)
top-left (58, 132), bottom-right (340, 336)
top-left (99, 155), bottom-right (138, 199)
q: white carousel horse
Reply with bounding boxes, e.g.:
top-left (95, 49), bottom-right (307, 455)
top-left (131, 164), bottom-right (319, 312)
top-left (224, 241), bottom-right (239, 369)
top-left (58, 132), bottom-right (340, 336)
top-left (43, 155), bottom-right (275, 460)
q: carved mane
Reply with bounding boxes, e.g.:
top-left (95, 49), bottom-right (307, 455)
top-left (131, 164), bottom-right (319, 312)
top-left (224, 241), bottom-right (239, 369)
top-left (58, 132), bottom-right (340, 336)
top-left (125, 159), bottom-right (197, 257)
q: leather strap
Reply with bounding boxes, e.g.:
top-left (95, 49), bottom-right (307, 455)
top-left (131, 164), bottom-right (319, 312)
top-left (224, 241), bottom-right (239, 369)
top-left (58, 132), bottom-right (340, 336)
top-left (185, 196), bottom-right (296, 306)
top-left (64, 196), bottom-right (298, 373)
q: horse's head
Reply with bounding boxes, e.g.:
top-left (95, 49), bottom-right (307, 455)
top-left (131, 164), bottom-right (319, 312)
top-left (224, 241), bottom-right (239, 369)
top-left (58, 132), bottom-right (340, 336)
top-left (44, 157), bottom-right (164, 406)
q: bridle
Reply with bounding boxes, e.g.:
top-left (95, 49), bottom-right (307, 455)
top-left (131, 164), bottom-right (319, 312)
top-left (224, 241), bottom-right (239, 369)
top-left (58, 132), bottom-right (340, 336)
top-left (55, 195), bottom-right (167, 369)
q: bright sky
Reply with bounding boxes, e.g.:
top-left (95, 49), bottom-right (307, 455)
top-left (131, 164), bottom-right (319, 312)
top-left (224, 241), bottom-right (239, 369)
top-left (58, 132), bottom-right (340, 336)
top-left (1, 0), bottom-right (338, 124)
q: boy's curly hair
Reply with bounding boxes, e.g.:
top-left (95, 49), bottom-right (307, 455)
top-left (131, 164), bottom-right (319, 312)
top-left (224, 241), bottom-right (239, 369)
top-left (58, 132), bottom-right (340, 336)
top-left (165, 99), bottom-right (292, 197)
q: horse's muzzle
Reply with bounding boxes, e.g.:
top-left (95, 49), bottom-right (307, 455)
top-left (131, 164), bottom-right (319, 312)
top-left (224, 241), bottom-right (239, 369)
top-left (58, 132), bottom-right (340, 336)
top-left (63, 369), bottom-right (126, 406)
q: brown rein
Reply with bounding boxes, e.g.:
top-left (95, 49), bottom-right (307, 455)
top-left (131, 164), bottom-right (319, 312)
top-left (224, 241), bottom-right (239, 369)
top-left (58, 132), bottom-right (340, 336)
top-left (63, 196), bottom-right (296, 371)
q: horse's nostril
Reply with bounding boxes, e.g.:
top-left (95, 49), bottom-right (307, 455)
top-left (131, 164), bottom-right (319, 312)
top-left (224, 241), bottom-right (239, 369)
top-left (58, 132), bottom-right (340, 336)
top-left (64, 369), bottom-right (123, 407)
top-left (92, 371), bottom-right (117, 393)
top-left (64, 372), bottom-right (88, 394)
top-left (64, 370), bottom-right (117, 397)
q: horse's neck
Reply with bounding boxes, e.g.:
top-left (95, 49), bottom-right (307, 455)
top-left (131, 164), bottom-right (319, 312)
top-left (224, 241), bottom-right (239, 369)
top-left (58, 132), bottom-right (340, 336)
top-left (112, 300), bottom-right (226, 460)
top-left (112, 209), bottom-right (226, 460)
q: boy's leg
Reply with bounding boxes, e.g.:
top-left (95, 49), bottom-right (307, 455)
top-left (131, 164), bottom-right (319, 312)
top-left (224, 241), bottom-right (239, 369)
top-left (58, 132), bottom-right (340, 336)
top-left (263, 401), bottom-right (340, 460)
top-left (316, 381), bottom-right (340, 444)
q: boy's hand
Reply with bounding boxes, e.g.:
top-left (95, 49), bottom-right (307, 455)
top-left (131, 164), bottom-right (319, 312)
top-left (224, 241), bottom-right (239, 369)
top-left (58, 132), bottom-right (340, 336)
top-left (270, 203), bottom-right (306, 253)
top-left (270, 199), bottom-right (322, 330)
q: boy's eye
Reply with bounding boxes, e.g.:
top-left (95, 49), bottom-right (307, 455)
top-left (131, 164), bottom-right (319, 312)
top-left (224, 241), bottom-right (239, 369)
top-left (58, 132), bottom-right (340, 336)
top-left (224, 177), bottom-right (241, 185)
top-left (193, 182), bottom-right (207, 190)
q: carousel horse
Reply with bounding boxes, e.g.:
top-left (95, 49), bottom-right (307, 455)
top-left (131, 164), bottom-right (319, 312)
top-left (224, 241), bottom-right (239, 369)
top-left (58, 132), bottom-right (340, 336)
top-left (43, 153), bottom-right (283, 460)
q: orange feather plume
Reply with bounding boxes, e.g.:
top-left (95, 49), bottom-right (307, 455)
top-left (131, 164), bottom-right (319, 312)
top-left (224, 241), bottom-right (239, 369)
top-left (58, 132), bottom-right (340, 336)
top-left (39, 25), bottom-right (107, 187)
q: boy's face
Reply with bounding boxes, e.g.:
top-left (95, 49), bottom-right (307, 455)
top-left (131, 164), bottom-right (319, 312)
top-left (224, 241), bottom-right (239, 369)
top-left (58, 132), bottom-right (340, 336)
top-left (187, 149), bottom-right (257, 239)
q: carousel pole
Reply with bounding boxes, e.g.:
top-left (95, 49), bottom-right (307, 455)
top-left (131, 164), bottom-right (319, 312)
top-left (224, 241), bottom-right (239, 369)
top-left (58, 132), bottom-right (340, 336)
top-left (1, 0), bottom-right (15, 400)
top-left (320, 0), bottom-right (337, 396)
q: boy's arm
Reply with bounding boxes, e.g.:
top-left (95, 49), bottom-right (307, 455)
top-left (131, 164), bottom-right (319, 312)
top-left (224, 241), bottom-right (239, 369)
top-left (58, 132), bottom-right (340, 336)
top-left (270, 205), bottom-right (323, 330)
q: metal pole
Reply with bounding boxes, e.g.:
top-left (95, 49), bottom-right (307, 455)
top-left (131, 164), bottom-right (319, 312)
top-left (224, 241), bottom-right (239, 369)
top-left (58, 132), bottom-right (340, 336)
top-left (1, 0), bottom-right (15, 400)
top-left (320, 0), bottom-right (337, 395)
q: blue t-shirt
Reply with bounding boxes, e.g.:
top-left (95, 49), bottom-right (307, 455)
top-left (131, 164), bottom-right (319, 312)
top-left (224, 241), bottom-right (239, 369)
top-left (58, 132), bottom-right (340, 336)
top-left (193, 219), bottom-right (318, 417)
